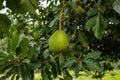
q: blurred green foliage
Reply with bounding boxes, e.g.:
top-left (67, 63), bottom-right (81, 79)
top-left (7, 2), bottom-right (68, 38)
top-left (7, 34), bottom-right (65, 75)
top-left (0, 0), bottom-right (120, 80)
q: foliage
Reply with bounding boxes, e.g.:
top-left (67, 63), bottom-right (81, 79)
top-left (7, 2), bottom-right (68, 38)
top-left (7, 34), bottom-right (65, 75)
top-left (0, 0), bottom-right (120, 80)
top-left (34, 70), bottom-right (120, 80)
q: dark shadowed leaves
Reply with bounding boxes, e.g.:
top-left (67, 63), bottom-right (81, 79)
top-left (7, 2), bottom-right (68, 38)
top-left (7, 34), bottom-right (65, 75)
top-left (11, 30), bottom-right (20, 53)
top-left (0, 14), bottom-right (11, 36)
top-left (62, 58), bottom-right (75, 68)
top-left (20, 64), bottom-right (33, 80)
top-left (84, 51), bottom-right (101, 60)
top-left (84, 59), bottom-right (104, 72)
top-left (6, 0), bottom-right (26, 14)
top-left (78, 31), bottom-right (89, 48)
top-left (0, 0), bottom-right (4, 10)
top-left (85, 17), bottom-right (95, 32)
top-left (41, 68), bottom-right (52, 80)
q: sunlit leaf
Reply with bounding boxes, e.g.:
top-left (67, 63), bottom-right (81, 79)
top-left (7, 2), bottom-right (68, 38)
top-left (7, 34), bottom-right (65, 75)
top-left (11, 30), bottom-right (20, 53)
top-left (76, 6), bottom-right (85, 14)
top-left (113, 0), bottom-right (120, 14)
top-left (0, 75), bottom-right (9, 80)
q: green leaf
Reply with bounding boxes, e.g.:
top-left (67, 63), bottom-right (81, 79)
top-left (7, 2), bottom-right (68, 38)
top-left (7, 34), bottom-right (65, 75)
top-left (77, 62), bottom-right (82, 70)
top-left (109, 17), bottom-right (119, 25)
top-left (70, 0), bottom-right (85, 14)
top-left (70, 0), bottom-right (77, 8)
top-left (19, 38), bottom-right (29, 55)
top-left (113, 0), bottom-right (120, 14)
top-left (27, 47), bottom-right (36, 59)
top-left (14, 64), bottom-right (22, 77)
top-left (83, 0), bottom-right (88, 4)
top-left (51, 61), bottom-right (61, 78)
top-left (6, 0), bottom-right (26, 14)
top-left (92, 14), bottom-right (107, 40)
top-left (74, 65), bottom-right (79, 78)
top-left (85, 17), bottom-right (95, 31)
top-left (76, 6), bottom-right (85, 14)
top-left (41, 68), bottom-right (52, 80)
top-left (49, 17), bottom-right (58, 27)
top-left (0, 51), bottom-right (6, 57)
top-left (29, 0), bottom-right (39, 9)
top-left (29, 62), bottom-right (41, 70)
top-left (92, 14), bottom-right (100, 39)
top-left (78, 31), bottom-right (89, 48)
top-left (0, 75), bottom-right (11, 80)
top-left (0, 62), bottom-right (12, 73)
top-left (16, 47), bottom-right (22, 56)
top-left (11, 30), bottom-right (20, 53)
top-left (20, 0), bottom-right (37, 14)
top-left (63, 70), bottom-right (72, 80)
top-left (84, 51), bottom-right (101, 60)
top-left (21, 64), bottom-right (33, 80)
top-left (10, 74), bottom-right (16, 80)
top-left (15, 75), bottom-right (20, 80)
top-left (86, 7), bottom-right (97, 16)
top-left (84, 59), bottom-right (104, 72)
top-left (62, 59), bottom-right (75, 68)
top-left (6, 0), bottom-right (39, 14)
top-left (97, 0), bottom-right (102, 6)
top-left (0, 14), bottom-right (11, 36)
top-left (43, 49), bottom-right (49, 59)
top-left (0, 0), bottom-right (4, 10)
top-left (59, 54), bottom-right (65, 65)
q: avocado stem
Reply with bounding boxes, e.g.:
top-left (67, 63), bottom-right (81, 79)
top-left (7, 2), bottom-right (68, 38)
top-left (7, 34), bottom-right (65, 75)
top-left (59, 8), bottom-right (63, 30)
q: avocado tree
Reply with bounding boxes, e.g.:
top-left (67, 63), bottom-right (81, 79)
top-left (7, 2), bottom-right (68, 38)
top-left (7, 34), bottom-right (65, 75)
top-left (0, 0), bottom-right (120, 80)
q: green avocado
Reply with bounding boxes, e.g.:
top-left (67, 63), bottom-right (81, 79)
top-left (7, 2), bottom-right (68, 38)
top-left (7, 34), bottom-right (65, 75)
top-left (49, 30), bottom-right (69, 52)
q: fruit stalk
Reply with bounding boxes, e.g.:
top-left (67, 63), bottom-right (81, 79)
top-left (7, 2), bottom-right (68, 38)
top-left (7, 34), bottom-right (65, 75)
top-left (59, 9), bottom-right (63, 30)
top-left (59, 0), bottom-right (66, 30)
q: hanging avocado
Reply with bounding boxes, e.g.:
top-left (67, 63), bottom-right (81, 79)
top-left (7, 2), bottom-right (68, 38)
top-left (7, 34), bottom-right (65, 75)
top-left (49, 30), bottom-right (69, 52)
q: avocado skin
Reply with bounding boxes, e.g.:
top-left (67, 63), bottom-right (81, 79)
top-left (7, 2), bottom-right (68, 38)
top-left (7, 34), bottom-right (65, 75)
top-left (49, 30), bottom-right (69, 52)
